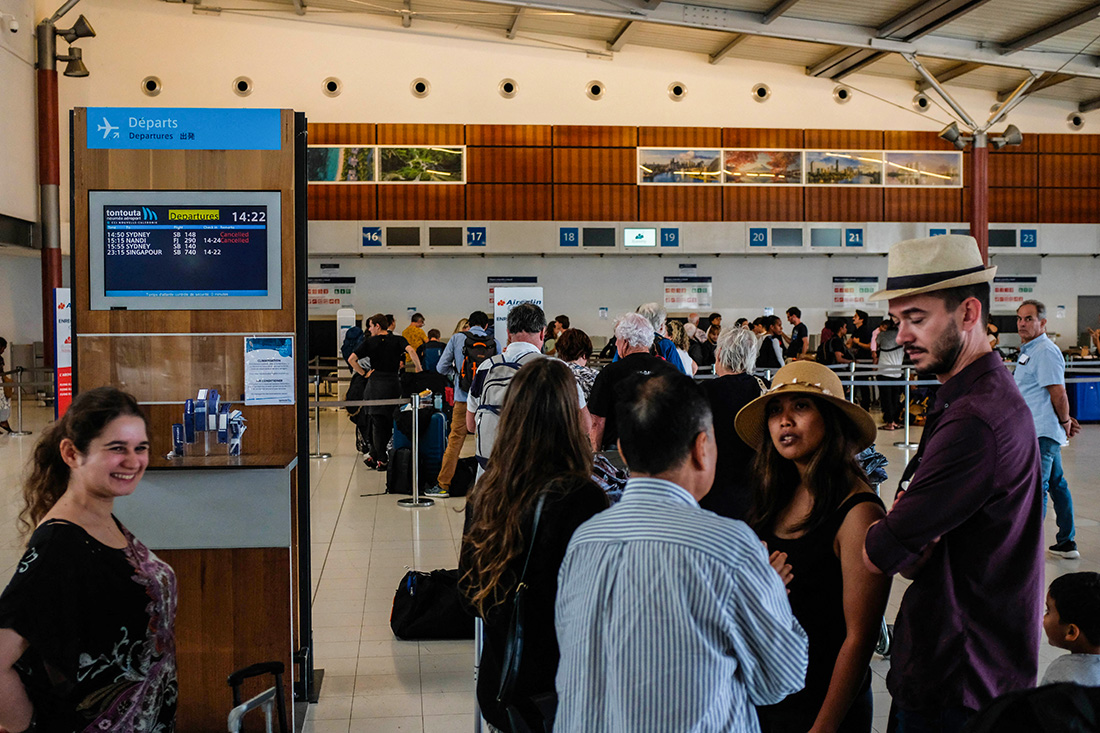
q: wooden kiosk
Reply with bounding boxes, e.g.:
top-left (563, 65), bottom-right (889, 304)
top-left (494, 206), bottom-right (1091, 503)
top-left (70, 107), bottom-right (313, 730)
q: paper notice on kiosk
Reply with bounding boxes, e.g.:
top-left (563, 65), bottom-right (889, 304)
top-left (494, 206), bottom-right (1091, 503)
top-left (244, 337), bottom-right (294, 405)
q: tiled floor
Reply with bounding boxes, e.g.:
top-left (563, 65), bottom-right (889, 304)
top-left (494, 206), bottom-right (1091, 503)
top-left (1, 399), bottom-right (1097, 732)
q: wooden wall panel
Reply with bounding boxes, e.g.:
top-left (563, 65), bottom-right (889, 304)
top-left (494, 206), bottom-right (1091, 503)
top-left (723, 128), bottom-right (804, 148)
top-left (804, 188), bottom-right (884, 222)
top-left (377, 185), bottom-right (466, 219)
top-left (307, 122), bottom-right (376, 145)
top-left (467, 147), bottom-right (552, 183)
top-left (466, 124), bottom-right (552, 146)
top-left (963, 187), bottom-right (1038, 222)
top-left (157, 547), bottom-right (292, 733)
top-left (376, 123), bottom-right (464, 145)
top-left (884, 131), bottom-right (952, 150)
top-left (884, 187), bottom-right (962, 222)
top-left (1038, 189), bottom-right (1100, 223)
top-left (308, 185), bottom-right (377, 220)
top-left (638, 126), bottom-right (723, 148)
top-left (1039, 134), bottom-right (1100, 154)
top-left (804, 129), bottom-right (884, 149)
top-left (554, 185), bottom-right (637, 221)
top-left (553, 148), bottom-right (636, 183)
top-left (552, 125), bottom-right (637, 148)
top-left (466, 184), bottom-right (552, 220)
top-left (639, 186), bottom-right (722, 221)
top-left (1038, 154), bottom-right (1100, 188)
top-left (988, 153), bottom-right (1038, 188)
top-left (724, 187), bottom-right (803, 221)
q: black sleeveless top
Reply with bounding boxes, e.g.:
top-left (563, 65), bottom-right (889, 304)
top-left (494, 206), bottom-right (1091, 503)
top-left (756, 492), bottom-right (885, 733)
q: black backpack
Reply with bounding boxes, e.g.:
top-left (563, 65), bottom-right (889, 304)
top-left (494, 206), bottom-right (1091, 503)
top-left (963, 683), bottom-right (1100, 733)
top-left (459, 331), bottom-right (498, 393)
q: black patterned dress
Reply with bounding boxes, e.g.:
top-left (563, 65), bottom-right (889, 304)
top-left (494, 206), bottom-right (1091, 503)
top-left (0, 518), bottom-right (177, 731)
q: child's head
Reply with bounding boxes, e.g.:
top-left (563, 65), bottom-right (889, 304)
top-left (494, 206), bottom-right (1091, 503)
top-left (1045, 572), bottom-right (1100, 652)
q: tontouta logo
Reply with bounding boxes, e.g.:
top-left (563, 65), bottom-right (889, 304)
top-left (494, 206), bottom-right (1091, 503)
top-left (497, 300), bottom-right (505, 306)
top-left (57, 302), bottom-right (68, 310)
top-left (97, 117), bottom-right (119, 140)
top-left (142, 207), bottom-right (158, 222)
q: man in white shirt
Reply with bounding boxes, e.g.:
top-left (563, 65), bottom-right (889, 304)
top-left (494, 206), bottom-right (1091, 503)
top-left (466, 302), bottom-right (589, 472)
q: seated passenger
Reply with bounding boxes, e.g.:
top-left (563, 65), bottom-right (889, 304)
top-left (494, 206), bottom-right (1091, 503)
top-left (459, 359), bottom-right (608, 731)
top-left (556, 371), bottom-right (808, 732)
top-left (1041, 572), bottom-right (1100, 687)
top-left (736, 361), bottom-right (891, 733)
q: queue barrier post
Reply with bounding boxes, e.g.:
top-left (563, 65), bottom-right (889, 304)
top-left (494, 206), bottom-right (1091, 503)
top-left (10, 367), bottom-right (32, 436)
top-left (894, 366), bottom-right (920, 450)
top-left (849, 361), bottom-right (857, 404)
top-left (398, 392), bottom-right (434, 508)
top-left (309, 373), bottom-right (331, 460)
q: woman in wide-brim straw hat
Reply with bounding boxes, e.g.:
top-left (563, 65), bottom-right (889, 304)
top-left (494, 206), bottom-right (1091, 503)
top-left (735, 361), bottom-right (891, 733)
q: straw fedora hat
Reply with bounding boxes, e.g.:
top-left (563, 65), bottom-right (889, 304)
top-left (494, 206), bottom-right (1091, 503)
top-left (735, 361), bottom-right (877, 452)
top-left (868, 234), bottom-right (996, 302)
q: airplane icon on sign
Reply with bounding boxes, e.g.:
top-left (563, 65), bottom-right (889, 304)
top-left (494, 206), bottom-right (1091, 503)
top-left (97, 117), bottom-right (119, 139)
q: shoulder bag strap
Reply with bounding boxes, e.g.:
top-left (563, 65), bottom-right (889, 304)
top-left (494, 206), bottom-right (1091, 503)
top-left (496, 492), bottom-right (548, 704)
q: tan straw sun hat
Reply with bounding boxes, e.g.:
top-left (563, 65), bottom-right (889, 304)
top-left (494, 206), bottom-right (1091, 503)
top-left (867, 234), bottom-right (996, 302)
top-left (735, 361), bottom-right (877, 452)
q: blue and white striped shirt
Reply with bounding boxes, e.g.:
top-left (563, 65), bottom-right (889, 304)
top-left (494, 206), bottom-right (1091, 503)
top-left (555, 478), bottom-right (808, 733)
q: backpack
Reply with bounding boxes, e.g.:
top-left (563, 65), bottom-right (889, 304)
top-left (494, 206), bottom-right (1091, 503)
top-left (963, 683), bottom-right (1100, 733)
top-left (816, 339), bottom-right (836, 366)
top-left (459, 331), bottom-right (498, 393)
top-left (341, 326), bottom-right (364, 363)
top-left (471, 350), bottom-right (543, 467)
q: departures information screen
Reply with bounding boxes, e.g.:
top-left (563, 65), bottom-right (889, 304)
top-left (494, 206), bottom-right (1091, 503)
top-left (103, 204), bottom-right (270, 297)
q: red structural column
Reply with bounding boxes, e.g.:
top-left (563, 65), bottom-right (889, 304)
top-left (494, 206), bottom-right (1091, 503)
top-left (37, 65), bottom-right (61, 368)
top-left (969, 133), bottom-right (989, 266)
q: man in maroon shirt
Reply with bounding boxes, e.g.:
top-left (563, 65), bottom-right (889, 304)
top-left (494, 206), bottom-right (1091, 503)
top-left (862, 235), bottom-right (1043, 733)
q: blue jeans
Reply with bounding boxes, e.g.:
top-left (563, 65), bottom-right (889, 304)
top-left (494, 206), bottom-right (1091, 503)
top-left (1039, 437), bottom-right (1075, 545)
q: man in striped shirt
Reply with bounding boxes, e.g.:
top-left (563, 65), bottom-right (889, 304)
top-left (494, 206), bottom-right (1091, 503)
top-left (555, 372), bottom-right (808, 732)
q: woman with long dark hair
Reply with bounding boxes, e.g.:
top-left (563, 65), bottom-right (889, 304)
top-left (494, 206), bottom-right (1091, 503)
top-left (0, 386), bottom-right (177, 731)
top-left (735, 362), bottom-right (890, 733)
top-left (460, 359), bottom-right (608, 731)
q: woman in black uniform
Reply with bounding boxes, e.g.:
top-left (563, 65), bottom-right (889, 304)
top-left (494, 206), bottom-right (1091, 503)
top-left (348, 312), bottom-right (422, 470)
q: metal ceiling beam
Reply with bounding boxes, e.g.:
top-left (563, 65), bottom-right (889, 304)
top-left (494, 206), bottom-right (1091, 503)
top-left (807, 47), bottom-right (883, 80)
top-left (762, 0), bottom-right (800, 25)
top-left (506, 6), bottom-right (524, 38)
top-left (708, 33), bottom-right (747, 64)
top-left (878, 0), bottom-right (993, 42)
top-left (1002, 2), bottom-right (1100, 55)
top-left (607, 20), bottom-right (640, 51)
top-left (450, 0), bottom-right (1100, 80)
top-left (995, 72), bottom-right (1074, 102)
top-left (1080, 96), bottom-right (1100, 113)
top-left (915, 60), bottom-right (982, 91)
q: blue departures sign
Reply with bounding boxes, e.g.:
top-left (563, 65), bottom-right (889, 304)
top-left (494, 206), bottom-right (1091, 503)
top-left (749, 227), bottom-right (768, 247)
top-left (362, 227), bottom-right (382, 247)
top-left (560, 227), bottom-right (579, 247)
top-left (845, 228), bottom-right (864, 247)
top-left (86, 108), bottom-right (282, 150)
top-left (661, 228), bottom-right (679, 247)
top-left (1020, 229), bottom-right (1037, 247)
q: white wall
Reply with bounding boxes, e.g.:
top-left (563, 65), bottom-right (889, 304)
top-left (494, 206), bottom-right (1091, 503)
top-left (1, 0), bottom-right (37, 223)
top-left (0, 249), bottom-right (69, 345)
top-left (306, 253), bottom-right (1100, 349)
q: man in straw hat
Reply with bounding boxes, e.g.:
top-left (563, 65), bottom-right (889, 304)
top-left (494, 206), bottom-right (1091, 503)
top-left (862, 235), bottom-right (1043, 732)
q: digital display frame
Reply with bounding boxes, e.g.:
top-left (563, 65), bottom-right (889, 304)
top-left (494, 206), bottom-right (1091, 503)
top-left (88, 190), bottom-right (282, 311)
